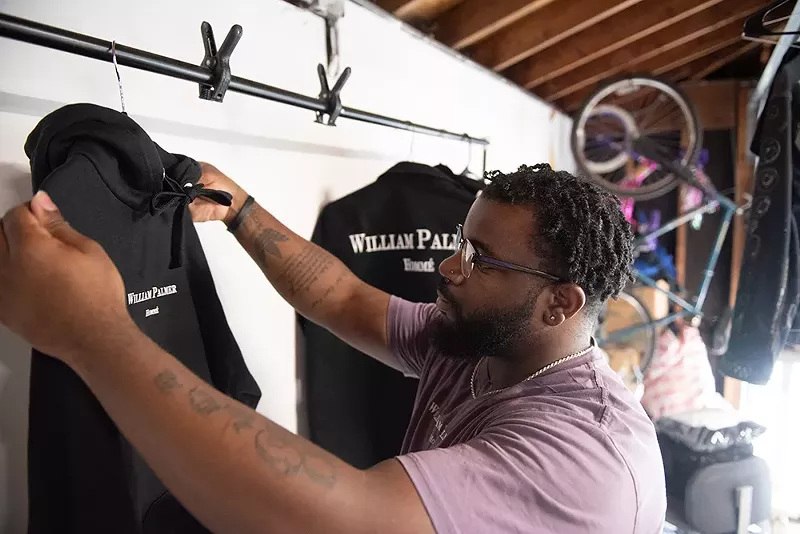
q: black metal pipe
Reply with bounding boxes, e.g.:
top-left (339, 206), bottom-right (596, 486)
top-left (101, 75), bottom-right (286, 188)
top-left (0, 12), bottom-right (489, 146)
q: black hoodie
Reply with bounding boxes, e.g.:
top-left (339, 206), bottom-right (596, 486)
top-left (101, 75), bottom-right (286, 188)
top-left (299, 162), bottom-right (483, 468)
top-left (24, 103), bottom-right (260, 533)
top-left (722, 52), bottom-right (800, 385)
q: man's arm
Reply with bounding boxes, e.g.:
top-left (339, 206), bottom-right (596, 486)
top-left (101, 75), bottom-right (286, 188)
top-left (78, 324), bottom-right (432, 534)
top-left (235, 202), bottom-right (394, 362)
top-left (193, 164), bottom-right (397, 369)
top-left (0, 195), bottom-right (435, 534)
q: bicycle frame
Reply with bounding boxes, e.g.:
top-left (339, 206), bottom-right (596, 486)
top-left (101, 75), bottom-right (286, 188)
top-left (600, 138), bottom-right (739, 344)
top-left (619, 161), bottom-right (657, 224)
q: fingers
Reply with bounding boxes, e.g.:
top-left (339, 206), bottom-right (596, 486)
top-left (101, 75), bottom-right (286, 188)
top-left (0, 218), bottom-right (8, 263)
top-left (0, 219), bottom-right (6, 323)
top-left (2, 193), bottom-right (99, 259)
top-left (1, 203), bottom-right (39, 253)
top-left (30, 191), bottom-right (94, 252)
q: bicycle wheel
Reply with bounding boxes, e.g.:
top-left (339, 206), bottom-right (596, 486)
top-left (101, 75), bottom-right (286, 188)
top-left (571, 75), bottom-right (703, 201)
top-left (596, 290), bottom-right (657, 387)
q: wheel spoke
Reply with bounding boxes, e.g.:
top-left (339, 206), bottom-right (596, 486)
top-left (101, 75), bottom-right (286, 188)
top-left (576, 77), bottom-right (697, 196)
top-left (643, 131), bottom-right (683, 153)
top-left (639, 96), bottom-right (675, 131)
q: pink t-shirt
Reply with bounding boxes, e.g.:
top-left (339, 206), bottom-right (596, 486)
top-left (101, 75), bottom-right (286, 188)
top-left (390, 297), bottom-right (666, 534)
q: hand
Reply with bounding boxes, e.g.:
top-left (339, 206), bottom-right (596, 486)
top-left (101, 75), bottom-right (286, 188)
top-left (192, 163), bottom-right (248, 225)
top-left (0, 192), bottom-right (137, 366)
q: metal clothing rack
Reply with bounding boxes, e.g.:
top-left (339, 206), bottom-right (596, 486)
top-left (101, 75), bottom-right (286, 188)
top-left (0, 12), bottom-right (490, 150)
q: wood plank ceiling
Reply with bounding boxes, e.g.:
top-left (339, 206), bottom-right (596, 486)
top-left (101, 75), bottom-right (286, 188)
top-left (368, 0), bottom-right (779, 114)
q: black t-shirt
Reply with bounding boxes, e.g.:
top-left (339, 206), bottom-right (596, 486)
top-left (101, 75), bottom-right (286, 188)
top-left (300, 162), bottom-right (481, 468)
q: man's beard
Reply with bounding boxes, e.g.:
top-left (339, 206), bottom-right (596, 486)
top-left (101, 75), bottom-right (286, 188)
top-left (432, 279), bottom-right (536, 361)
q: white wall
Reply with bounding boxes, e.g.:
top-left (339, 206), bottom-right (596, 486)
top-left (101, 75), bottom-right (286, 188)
top-left (0, 0), bottom-right (573, 530)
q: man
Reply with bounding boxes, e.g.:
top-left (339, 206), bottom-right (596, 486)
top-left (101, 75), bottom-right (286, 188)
top-left (0, 163), bottom-right (665, 533)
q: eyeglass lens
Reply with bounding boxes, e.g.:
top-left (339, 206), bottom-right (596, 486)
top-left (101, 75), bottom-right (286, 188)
top-left (461, 239), bottom-right (476, 278)
top-left (456, 226), bottom-right (476, 279)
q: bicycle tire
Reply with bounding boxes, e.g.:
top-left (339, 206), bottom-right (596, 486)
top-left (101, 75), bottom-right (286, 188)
top-left (596, 290), bottom-right (657, 377)
top-left (571, 74), bottom-right (703, 201)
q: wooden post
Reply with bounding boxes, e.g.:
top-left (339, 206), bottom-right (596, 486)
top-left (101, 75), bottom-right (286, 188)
top-left (676, 126), bottom-right (688, 289)
top-left (724, 83), bottom-right (755, 409)
top-left (676, 185), bottom-right (688, 287)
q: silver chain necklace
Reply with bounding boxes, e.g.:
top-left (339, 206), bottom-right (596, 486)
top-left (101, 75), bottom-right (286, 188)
top-left (470, 344), bottom-right (594, 399)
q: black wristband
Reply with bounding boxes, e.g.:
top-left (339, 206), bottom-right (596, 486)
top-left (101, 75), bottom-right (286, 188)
top-left (227, 195), bottom-right (255, 234)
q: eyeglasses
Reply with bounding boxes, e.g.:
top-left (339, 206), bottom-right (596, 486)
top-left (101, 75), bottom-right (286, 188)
top-left (455, 224), bottom-right (563, 282)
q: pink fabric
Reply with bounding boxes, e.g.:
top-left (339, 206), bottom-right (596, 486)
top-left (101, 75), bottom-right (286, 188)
top-left (389, 297), bottom-right (666, 534)
top-left (641, 327), bottom-right (718, 420)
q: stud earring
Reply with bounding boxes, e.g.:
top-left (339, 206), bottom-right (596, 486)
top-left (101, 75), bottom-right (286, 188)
top-left (450, 270), bottom-right (455, 274)
top-left (549, 315), bottom-right (556, 321)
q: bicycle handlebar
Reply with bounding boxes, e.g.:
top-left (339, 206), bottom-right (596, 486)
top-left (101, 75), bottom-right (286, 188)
top-left (631, 136), bottom-right (741, 212)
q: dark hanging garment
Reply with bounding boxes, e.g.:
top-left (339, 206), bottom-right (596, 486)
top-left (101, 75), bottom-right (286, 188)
top-left (721, 53), bottom-right (800, 385)
top-left (300, 162), bottom-right (482, 468)
top-left (24, 103), bottom-right (261, 533)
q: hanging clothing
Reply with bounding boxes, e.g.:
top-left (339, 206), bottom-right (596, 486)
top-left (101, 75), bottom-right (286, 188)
top-left (721, 53), bottom-right (800, 385)
top-left (300, 162), bottom-right (482, 468)
top-left (24, 103), bottom-right (260, 533)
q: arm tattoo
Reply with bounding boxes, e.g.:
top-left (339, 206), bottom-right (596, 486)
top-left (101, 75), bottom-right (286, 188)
top-left (188, 387), bottom-right (223, 415)
top-left (254, 228), bottom-right (289, 259)
top-left (310, 272), bottom-right (346, 309)
top-left (276, 245), bottom-right (335, 298)
top-left (152, 369), bottom-right (336, 490)
top-left (254, 429), bottom-right (338, 489)
top-left (223, 404), bottom-right (256, 434)
top-left (156, 372), bottom-right (251, 429)
top-left (154, 370), bottom-right (182, 394)
top-left (244, 214), bottom-right (347, 308)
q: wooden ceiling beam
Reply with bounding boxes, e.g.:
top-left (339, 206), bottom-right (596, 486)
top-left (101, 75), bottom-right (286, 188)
top-left (434, 0), bottom-right (557, 50)
top-left (557, 88), bottom-right (592, 114)
top-left (507, 0), bottom-right (728, 90)
top-left (673, 19), bottom-right (784, 81)
top-left (665, 42), bottom-right (761, 82)
top-left (372, 0), bottom-right (415, 14)
top-left (648, 33), bottom-right (748, 76)
top-left (466, 0), bottom-right (643, 72)
top-left (688, 41), bottom-right (763, 80)
top-left (373, 0), bottom-right (461, 23)
top-left (537, 5), bottom-right (762, 103)
top-left (557, 28), bottom-right (747, 113)
top-left (663, 43), bottom-right (744, 82)
top-left (559, 44), bottom-right (742, 115)
top-left (554, 41), bottom-right (758, 114)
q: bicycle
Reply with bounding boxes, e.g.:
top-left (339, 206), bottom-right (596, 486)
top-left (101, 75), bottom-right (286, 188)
top-left (570, 75), bottom-right (748, 388)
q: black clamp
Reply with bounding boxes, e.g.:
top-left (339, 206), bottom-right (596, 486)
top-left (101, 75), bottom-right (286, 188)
top-left (315, 64), bottom-right (351, 126)
top-left (199, 21), bottom-right (243, 103)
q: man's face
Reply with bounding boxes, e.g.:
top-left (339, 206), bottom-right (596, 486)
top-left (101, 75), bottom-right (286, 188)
top-left (432, 198), bottom-right (550, 360)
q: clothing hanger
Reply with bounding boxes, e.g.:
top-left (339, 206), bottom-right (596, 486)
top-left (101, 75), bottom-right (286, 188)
top-left (460, 136), bottom-right (476, 178)
top-left (481, 144), bottom-right (488, 179)
top-left (407, 127), bottom-right (416, 162)
top-left (743, 0), bottom-right (799, 48)
top-left (110, 41), bottom-right (127, 114)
